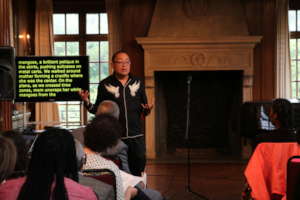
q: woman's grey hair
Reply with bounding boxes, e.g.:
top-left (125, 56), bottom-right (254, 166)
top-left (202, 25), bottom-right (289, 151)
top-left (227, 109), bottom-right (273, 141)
top-left (96, 100), bottom-right (120, 119)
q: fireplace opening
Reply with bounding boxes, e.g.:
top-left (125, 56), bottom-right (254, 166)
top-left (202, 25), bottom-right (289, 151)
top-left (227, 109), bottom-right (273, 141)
top-left (155, 70), bottom-right (243, 159)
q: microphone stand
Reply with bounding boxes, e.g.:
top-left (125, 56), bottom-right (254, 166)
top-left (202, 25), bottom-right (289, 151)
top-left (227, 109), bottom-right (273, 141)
top-left (185, 74), bottom-right (209, 200)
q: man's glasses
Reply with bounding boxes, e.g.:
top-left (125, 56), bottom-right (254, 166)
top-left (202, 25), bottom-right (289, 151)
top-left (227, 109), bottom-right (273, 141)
top-left (113, 61), bottom-right (131, 66)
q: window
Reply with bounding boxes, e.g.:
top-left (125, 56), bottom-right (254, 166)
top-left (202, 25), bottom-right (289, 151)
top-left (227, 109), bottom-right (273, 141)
top-left (289, 10), bottom-right (300, 98)
top-left (53, 12), bottom-right (109, 128)
top-left (289, 0), bottom-right (300, 98)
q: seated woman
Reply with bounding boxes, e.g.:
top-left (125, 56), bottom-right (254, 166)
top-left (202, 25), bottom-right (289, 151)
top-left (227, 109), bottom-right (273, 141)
top-left (74, 139), bottom-right (115, 200)
top-left (83, 114), bottom-right (164, 200)
top-left (72, 100), bottom-right (130, 173)
top-left (243, 99), bottom-right (300, 200)
top-left (0, 127), bottom-right (98, 200)
top-left (255, 98), bottom-right (298, 144)
top-left (0, 136), bottom-right (17, 184)
top-left (270, 98), bottom-right (293, 129)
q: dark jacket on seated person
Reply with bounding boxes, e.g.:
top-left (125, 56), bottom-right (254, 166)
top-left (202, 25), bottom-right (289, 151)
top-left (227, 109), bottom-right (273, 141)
top-left (255, 98), bottom-right (300, 144)
top-left (255, 128), bottom-right (298, 144)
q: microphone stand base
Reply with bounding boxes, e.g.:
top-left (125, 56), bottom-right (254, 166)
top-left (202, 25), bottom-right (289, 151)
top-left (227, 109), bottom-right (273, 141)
top-left (185, 186), bottom-right (209, 200)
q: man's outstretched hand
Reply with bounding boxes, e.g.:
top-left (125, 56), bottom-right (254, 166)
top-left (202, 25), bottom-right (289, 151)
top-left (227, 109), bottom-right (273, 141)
top-left (141, 103), bottom-right (153, 116)
top-left (78, 90), bottom-right (90, 102)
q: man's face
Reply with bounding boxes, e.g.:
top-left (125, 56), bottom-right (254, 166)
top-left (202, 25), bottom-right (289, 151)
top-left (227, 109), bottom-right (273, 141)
top-left (112, 52), bottom-right (131, 77)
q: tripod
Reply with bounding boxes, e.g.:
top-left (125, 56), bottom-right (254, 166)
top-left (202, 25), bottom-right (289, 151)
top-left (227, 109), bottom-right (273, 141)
top-left (184, 74), bottom-right (209, 200)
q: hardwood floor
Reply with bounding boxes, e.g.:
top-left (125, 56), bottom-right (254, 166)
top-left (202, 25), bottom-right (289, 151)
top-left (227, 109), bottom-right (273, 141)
top-left (145, 163), bottom-right (246, 200)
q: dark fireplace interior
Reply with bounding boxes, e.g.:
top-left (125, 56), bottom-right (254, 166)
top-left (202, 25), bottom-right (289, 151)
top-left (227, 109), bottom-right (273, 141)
top-left (155, 70), bottom-right (243, 158)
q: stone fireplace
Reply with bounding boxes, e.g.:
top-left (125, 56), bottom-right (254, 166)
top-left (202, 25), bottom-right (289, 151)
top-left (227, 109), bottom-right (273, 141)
top-left (136, 0), bottom-right (262, 159)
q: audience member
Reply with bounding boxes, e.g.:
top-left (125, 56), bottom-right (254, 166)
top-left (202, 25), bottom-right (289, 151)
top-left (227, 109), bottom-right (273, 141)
top-left (0, 127), bottom-right (98, 200)
top-left (0, 130), bottom-right (29, 175)
top-left (72, 100), bottom-right (130, 173)
top-left (243, 99), bottom-right (300, 200)
top-left (74, 138), bottom-right (115, 200)
top-left (269, 98), bottom-right (293, 129)
top-left (255, 98), bottom-right (298, 144)
top-left (83, 114), bottom-right (164, 200)
top-left (0, 136), bottom-right (17, 183)
top-left (96, 100), bottom-right (120, 119)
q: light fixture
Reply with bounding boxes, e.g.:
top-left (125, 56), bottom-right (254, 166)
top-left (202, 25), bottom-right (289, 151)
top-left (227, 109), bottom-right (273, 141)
top-left (18, 33), bottom-right (32, 55)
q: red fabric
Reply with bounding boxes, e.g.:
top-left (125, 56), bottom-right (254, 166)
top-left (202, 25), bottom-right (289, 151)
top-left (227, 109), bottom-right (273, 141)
top-left (244, 142), bottom-right (300, 200)
top-left (90, 174), bottom-right (115, 186)
top-left (0, 177), bottom-right (97, 200)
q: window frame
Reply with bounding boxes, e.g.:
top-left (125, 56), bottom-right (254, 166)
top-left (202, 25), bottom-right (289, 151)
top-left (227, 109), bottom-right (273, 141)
top-left (53, 5), bottom-right (108, 127)
top-left (290, 9), bottom-right (300, 98)
top-left (289, 1), bottom-right (300, 98)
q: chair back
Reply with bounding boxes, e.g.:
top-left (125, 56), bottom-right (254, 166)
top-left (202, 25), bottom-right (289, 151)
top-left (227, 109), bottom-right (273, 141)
top-left (82, 168), bottom-right (116, 185)
top-left (287, 156), bottom-right (300, 200)
top-left (82, 168), bottom-right (117, 199)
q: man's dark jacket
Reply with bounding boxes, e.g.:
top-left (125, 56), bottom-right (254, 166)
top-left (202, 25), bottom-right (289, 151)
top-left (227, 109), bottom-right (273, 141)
top-left (86, 74), bottom-right (149, 139)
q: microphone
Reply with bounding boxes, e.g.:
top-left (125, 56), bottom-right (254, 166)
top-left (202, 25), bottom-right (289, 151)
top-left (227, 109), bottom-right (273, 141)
top-left (187, 74), bottom-right (192, 84)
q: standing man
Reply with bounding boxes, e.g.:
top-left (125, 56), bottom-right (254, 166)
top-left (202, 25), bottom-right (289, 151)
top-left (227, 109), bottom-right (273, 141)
top-left (79, 50), bottom-right (153, 176)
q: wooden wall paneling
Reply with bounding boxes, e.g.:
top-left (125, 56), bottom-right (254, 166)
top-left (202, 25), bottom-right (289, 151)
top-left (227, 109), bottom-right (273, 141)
top-left (245, 0), bottom-right (276, 101)
top-left (120, 0), bottom-right (156, 78)
top-left (245, 0), bottom-right (263, 101)
top-left (261, 0), bottom-right (276, 100)
top-left (289, 0), bottom-right (300, 10)
top-left (0, 0), bottom-right (14, 131)
top-left (12, 0), bottom-right (36, 127)
top-left (0, 102), bottom-right (13, 131)
top-left (13, 0), bottom-right (35, 56)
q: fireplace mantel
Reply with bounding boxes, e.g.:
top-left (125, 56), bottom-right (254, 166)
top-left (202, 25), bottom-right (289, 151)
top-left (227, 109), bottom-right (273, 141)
top-left (137, 37), bottom-right (262, 45)
top-left (137, 36), bottom-right (261, 159)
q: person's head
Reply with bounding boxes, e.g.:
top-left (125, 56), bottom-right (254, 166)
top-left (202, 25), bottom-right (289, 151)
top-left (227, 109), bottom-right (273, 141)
top-left (0, 136), bottom-right (17, 183)
top-left (111, 50), bottom-right (131, 77)
top-left (1, 130), bottom-right (28, 172)
top-left (96, 100), bottom-right (120, 119)
top-left (269, 98), bottom-right (293, 129)
top-left (18, 127), bottom-right (78, 200)
top-left (84, 114), bottom-right (121, 153)
top-left (74, 138), bottom-right (86, 170)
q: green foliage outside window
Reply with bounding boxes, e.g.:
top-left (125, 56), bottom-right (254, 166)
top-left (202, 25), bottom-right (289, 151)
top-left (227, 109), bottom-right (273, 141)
top-left (53, 12), bottom-right (109, 127)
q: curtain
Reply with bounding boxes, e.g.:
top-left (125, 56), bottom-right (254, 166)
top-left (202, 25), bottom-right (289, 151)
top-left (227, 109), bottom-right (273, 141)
top-left (0, 0), bottom-right (14, 130)
top-left (105, 0), bottom-right (122, 73)
top-left (0, 0), bottom-right (14, 46)
top-left (34, 0), bottom-right (59, 130)
top-left (275, 0), bottom-right (291, 98)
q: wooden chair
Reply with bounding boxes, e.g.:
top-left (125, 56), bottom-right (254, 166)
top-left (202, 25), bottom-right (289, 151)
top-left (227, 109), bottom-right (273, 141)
top-left (82, 168), bottom-right (117, 200)
top-left (287, 156), bottom-right (300, 200)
